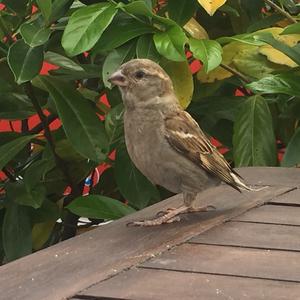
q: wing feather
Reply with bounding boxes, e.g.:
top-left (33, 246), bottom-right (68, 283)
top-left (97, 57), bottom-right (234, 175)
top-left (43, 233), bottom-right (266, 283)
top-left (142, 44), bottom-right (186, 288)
top-left (164, 110), bottom-right (245, 191)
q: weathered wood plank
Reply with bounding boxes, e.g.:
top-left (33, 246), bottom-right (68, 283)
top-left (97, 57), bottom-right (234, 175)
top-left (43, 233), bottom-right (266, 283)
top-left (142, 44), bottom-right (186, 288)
top-left (190, 221), bottom-right (300, 251)
top-left (0, 167), bottom-right (297, 300)
top-left (269, 188), bottom-right (300, 205)
top-left (142, 244), bottom-right (300, 282)
top-left (74, 268), bottom-right (300, 300)
top-left (233, 205), bottom-right (300, 226)
top-left (237, 167), bottom-right (300, 187)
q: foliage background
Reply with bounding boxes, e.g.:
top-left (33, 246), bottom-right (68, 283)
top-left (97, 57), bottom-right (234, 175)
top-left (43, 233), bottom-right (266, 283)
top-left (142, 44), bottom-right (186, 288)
top-left (0, 0), bottom-right (300, 263)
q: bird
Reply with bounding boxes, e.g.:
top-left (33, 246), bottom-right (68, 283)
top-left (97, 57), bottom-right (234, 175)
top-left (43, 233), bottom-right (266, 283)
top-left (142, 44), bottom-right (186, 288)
top-left (108, 58), bottom-right (254, 226)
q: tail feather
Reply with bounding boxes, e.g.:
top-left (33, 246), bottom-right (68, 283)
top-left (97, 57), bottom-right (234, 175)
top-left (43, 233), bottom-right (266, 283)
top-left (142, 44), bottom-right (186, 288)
top-left (230, 172), bottom-right (268, 192)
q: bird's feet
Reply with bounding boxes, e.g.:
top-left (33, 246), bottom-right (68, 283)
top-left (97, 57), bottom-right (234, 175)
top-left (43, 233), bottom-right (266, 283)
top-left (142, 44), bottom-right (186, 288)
top-left (127, 205), bottom-right (216, 227)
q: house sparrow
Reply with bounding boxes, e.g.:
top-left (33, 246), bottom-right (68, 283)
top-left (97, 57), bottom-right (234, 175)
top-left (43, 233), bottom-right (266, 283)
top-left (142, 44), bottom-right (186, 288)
top-left (108, 59), bottom-right (252, 226)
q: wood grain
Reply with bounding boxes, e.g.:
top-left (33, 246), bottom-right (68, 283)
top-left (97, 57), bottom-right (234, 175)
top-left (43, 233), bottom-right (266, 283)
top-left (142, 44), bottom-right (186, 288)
top-left (190, 221), bottom-right (300, 251)
top-left (0, 167), bottom-right (297, 300)
top-left (270, 188), bottom-right (300, 205)
top-left (233, 205), bottom-right (300, 226)
top-left (142, 243), bottom-right (300, 282)
top-left (74, 268), bottom-right (300, 300)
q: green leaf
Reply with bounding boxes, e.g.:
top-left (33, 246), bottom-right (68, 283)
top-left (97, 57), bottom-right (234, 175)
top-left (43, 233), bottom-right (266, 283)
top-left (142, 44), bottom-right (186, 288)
top-left (117, 1), bottom-right (153, 17)
top-left (254, 32), bottom-right (300, 66)
top-left (233, 95), bottom-right (277, 167)
top-left (105, 103), bottom-right (124, 151)
top-left (44, 51), bottom-right (84, 71)
top-left (282, 127), bottom-right (300, 167)
top-left (114, 146), bottom-right (160, 209)
top-left (136, 34), bottom-right (160, 62)
top-left (0, 135), bottom-right (36, 170)
top-left (37, 76), bottom-right (108, 163)
top-left (67, 195), bottom-right (135, 219)
top-left (188, 96), bottom-right (247, 122)
top-left (20, 22), bottom-right (51, 47)
top-left (62, 3), bottom-right (117, 56)
top-left (153, 25), bottom-right (187, 62)
top-left (281, 23), bottom-right (300, 35)
top-left (7, 40), bottom-right (43, 84)
top-left (247, 73), bottom-right (300, 97)
top-left (93, 14), bottom-right (154, 52)
top-left (189, 38), bottom-right (222, 73)
top-left (167, 0), bottom-right (198, 26)
top-left (102, 41), bottom-right (136, 88)
top-left (6, 180), bottom-right (45, 209)
top-left (50, 0), bottom-right (74, 23)
top-left (2, 202), bottom-right (32, 262)
top-left (0, 92), bottom-right (35, 120)
top-left (36, 0), bottom-right (52, 23)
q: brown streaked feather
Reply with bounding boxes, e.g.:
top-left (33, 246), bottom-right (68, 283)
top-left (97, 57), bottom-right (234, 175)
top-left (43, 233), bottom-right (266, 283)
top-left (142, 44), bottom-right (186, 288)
top-left (164, 110), bottom-right (243, 192)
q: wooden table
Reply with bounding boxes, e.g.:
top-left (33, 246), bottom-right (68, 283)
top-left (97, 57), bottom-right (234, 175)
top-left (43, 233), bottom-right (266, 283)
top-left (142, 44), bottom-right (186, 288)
top-left (1, 167), bottom-right (300, 300)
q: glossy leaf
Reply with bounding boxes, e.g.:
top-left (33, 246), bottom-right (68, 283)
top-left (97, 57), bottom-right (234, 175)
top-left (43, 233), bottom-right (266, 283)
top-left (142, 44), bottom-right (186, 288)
top-left (105, 103), bottom-right (124, 151)
top-left (233, 95), bottom-right (277, 167)
top-left (7, 40), bottom-right (43, 84)
top-left (6, 180), bottom-right (45, 209)
top-left (36, 0), bottom-right (52, 23)
top-left (167, 0), bottom-right (198, 26)
top-left (102, 41), bottom-right (136, 88)
top-left (2, 202), bottom-right (32, 262)
top-left (62, 3), bottom-right (117, 56)
top-left (281, 23), bottom-right (300, 35)
top-left (136, 34), bottom-right (161, 62)
top-left (67, 195), bottom-right (135, 219)
top-left (162, 60), bottom-right (194, 109)
top-left (94, 15), bottom-right (154, 52)
top-left (44, 51), bottom-right (84, 71)
top-left (114, 146), bottom-right (160, 209)
top-left (189, 38), bottom-right (222, 73)
top-left (20, 22), bottom-right (51, 47)
top-left (0, 93), bottom-right (35, 120)
top-left (153, 26), bottom-right (187, 62)
top-left (0, 135), bottom-right (36, 171)
top-left (282, 127), bottom-right (300, 167)
top-left (198, 0), bottom-right (227, 16)
top-left (50, 0), bottom-right (74, 22)
top-left (247, 73), bottom-right (300, 97)
top-left (37, 76), bottom-right (108, 162)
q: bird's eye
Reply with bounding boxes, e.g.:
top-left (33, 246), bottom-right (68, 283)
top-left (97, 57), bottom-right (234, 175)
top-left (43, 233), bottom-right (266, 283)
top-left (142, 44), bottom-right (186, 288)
top-left (135, 70), bottom-right (145, 79)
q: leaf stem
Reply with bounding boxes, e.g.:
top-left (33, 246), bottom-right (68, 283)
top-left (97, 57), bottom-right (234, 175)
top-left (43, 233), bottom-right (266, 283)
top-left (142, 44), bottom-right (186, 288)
top-left (220, 63), bottom-right (251, 84)
top-left (23, 82), bottom-right (80, 195)
top-left (264, 0), bottom-right (297, 24)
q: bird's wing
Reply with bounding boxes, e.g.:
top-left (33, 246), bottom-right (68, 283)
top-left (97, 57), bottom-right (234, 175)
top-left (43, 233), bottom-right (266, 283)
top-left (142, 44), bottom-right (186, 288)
top-left (164, 110), bottom-right (246, 191)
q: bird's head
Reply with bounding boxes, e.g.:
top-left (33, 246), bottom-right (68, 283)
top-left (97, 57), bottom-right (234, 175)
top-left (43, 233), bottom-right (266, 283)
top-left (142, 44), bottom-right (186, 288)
top-left (108, 59), bottom-right (175, 109)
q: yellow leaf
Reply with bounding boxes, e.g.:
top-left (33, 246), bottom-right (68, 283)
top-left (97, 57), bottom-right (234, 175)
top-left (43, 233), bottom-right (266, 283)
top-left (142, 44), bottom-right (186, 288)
top-left (257, 27), bottom-right (300, 68)
top-left (163, 60), bottom-right (194, 109)
top-left (259, 46), bottom-right (298, 67)
top-left (184, 18), bottom-right (209, 40)
top-left (198, 0), bottom-right (227, 16)
top-left (197, 27), bottom-right (296, 83)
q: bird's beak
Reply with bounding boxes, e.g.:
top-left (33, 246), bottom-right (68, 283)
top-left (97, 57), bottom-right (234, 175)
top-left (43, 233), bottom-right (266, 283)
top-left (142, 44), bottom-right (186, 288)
top-left (108, 70), bottom-right (127, 87)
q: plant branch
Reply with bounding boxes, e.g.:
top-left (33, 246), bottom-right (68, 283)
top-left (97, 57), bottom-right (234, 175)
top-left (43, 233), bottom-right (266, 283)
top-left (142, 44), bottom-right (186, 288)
top-left (2, 167), bottom-right (16, 182)
top-left (23, 82), bottom-right (80, 195)
top-left (23, 82), bottom-right (57, 154)
top-left (220, 63), bottom-right (251, 84)
top-left (264, 0), bottom-right (297, 24)
top-left (29, 114), bottom-right (58, 134)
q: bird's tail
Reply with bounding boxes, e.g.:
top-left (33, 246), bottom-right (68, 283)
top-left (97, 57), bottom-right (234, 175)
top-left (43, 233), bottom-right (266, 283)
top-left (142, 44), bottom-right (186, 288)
top-left (230, 172), bottom-right (268, 192)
